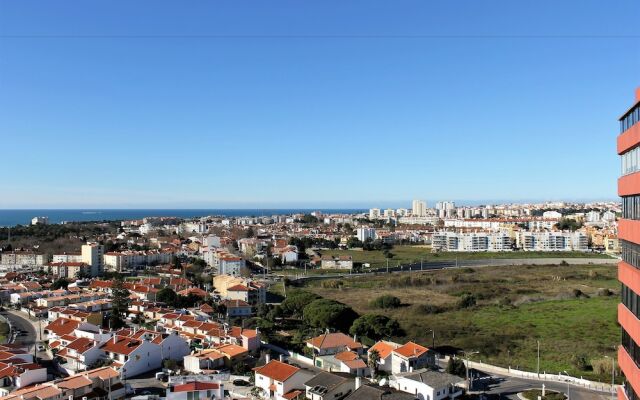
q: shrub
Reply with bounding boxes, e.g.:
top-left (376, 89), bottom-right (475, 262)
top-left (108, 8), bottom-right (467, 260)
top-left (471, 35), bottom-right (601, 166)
top-left (369, 295), bottom-right (402, 309)
top-left (498, 297), bottom-right (512, 307)
top-left (571, 354), bottom-right (590, 371)
top-left (457, 293), bottom-right (477, 309)
top-left (416, 304), bottom-right (445, 314)
top-left (592, 357), bottom-right (618, 376)
top-left (597, 288), bottom-right (614, 297)
top-left (572, 289), bottom-right (589, 299)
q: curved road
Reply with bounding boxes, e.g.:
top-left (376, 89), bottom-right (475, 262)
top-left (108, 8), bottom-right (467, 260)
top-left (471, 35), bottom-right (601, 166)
top-left (2, 310), bottom-right (37, 349)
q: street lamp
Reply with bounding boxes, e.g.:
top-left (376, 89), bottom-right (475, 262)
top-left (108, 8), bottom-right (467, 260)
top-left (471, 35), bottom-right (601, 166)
top-left (605, 355), bottom-right (615, 400)
top-left (463, 351), bottom-right (479, 392)
top-left (561, 371), bottom-right (571, 400)
top-left (426, 329), bottom-right (435, 350)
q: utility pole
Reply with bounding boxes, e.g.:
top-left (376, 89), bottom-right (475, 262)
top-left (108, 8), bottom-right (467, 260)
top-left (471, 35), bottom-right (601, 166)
top-left (537, 340), bottom-right (540, 376)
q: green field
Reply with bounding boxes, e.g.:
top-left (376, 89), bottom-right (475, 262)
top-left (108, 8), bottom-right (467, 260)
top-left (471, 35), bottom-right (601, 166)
top-left (317, 246), bottom-right (612, 269)
top-left (304, 263), bottom-right (619, 381)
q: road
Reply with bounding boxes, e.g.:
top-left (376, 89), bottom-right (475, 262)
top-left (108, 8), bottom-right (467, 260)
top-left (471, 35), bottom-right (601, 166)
top-left (282, 257), bottom-right (617, 281)
top-left (475, 371), bottom-right (611, 400)
top-left (3, 310), bottom-right (51, 360)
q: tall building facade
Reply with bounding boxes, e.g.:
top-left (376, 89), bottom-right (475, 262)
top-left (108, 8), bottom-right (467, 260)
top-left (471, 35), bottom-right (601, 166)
top-left (618, 88), bottom-right (640, 400)
top-left (81, 243), bottom-right (104, 277)
top-left (412, 200), bottom-right (427, 217)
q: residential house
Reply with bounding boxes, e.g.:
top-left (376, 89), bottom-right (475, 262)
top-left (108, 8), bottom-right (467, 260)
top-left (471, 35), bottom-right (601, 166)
top-left (305, 372), bottom-right (355, 400)
top-left (306, 333), bottom-right (363, 357)
top-left (391, 342), bottom-right (435, 374)
top-left (254, 360), bottom-right (314, 400)
top-left (391, 369), bottom-right (464, 400)
top-left (166, 381), bottom-right (225, 400)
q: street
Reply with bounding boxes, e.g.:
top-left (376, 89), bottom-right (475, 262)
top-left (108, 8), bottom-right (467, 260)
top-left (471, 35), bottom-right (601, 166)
top-left (3, 310), bottom-right (51, 360)
top-left (472, 370), bottom-right (611, 400)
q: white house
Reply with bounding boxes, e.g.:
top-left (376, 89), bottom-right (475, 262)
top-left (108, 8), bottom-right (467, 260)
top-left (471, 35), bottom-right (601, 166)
top-left (390, 342), bottom-right (435, 375)
top-left (368, 340), bottom-right (401, 372)
top-left (254, 360), bottom-right (314, 400)
top-left (391, 369), bottom-right (464, 400)
top-left (166, 381), bottom-right (224, 400)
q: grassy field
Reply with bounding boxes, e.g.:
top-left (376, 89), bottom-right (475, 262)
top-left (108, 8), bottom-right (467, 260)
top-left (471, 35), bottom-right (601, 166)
top-left (317, 246), bottom-right (613, 269)
top-left (304, 263), bottom-right (619, 381)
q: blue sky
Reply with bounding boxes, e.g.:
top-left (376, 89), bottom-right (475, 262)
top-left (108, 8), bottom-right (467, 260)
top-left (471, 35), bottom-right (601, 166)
top-left (0, 1), bottom-right (638, 209)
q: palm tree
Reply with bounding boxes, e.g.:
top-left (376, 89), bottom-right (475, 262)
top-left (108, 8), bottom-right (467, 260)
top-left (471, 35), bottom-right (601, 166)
top-left (368, 349), bottom-right (380, 379)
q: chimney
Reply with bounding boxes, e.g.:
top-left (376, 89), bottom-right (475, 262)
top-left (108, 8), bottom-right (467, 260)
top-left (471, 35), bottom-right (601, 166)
top-left (635, 87), bottom-right (640, 101)
top-left (113, 336), bottom-right (117, 344)
top-left (265, 354), bottom-right (271, 364)
top-left (279, 354), bottom-right (284, 362)
top-left (355, 376), bottom-right (362, 390)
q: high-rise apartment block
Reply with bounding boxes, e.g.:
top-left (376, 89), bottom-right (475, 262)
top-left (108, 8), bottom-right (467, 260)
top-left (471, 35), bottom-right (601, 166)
top-left (412, 200), bottom-right (427, 217)
top-left (81, 243), bottom-right (104, 277)
top-left (618, 87), bottom-right (640, 400)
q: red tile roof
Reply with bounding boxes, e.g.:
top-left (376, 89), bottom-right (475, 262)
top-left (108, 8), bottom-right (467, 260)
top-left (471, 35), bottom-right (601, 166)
top-left (173, 382), bottom-right (220, 392)
top-left (254, 360), bottom-right (299, 382)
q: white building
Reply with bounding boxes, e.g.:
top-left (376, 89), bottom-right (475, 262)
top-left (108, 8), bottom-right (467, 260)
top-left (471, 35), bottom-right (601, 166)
top-left (391, 369), bottom-right (464, 400)
top-left (369, 208), bottom-right (381, 220)
top-left (31, 216), bottom-right (49, 225)
top-left (166, 381), bottom-right (224, 400)
top-left (254, 360), bottom-right (314, 400)
top-left (412, 200), bottom-right (427, 217)
top-left (519, 231), bottom-right (589, 252)
top-left (542, 211), bottom-right (563, 219)
top-left (52, 253), bottom-right (83, 263)
top-left (82, 243), bottom-right (104, 277)
top-left (431, 232), bottom-right (513, 252)
top-left (219, 255), bottom-right (245, 276)
top-left (356, 227), bottom-right (376, 242)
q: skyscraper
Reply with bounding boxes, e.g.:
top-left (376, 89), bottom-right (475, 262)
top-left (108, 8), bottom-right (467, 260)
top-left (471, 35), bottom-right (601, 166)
top-left (412, 200), bottom-right (427, 217)
top-left (618, 87), bottom-right (640, 400)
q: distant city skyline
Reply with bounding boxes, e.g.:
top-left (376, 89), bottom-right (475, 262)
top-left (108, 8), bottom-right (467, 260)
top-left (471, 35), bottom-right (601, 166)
top-left (1, 1), bottom-right (638, 208)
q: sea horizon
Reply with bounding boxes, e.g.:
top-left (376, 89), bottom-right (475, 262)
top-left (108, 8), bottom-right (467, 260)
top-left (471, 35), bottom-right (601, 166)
top-left (0, 208), bottom-right (368, 227)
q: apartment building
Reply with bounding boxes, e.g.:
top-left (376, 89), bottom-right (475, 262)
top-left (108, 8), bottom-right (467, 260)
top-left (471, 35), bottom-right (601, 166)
top-left (618, 87), bottom-right (640, 400)
top-left (356, 227), bottom-right (376, 242)
top-left (103, 250), bottom-right (172, 272)
top-left (519, 231), bottom-right (588, 252)
top-left (431, 232), bottom-right (513, 252)
top-left (81, 243), bottom-right (104, 277)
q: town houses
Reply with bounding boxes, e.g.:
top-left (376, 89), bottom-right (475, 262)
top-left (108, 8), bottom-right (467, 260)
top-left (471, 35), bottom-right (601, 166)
top-left (0, 203), bottom-right (621, 399)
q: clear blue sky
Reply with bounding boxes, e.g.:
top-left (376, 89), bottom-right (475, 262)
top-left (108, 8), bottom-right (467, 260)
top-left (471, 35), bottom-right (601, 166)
top-left (0, 0), bottom-right (638, 209)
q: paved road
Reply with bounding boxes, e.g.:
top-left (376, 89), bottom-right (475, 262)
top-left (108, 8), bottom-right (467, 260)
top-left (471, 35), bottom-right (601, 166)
top-left (471, 370), bottom-right (611, 400)
top-left (3, 310), bottom-right (51, 360)
top-left (283, 257), bottom-right (617, 281)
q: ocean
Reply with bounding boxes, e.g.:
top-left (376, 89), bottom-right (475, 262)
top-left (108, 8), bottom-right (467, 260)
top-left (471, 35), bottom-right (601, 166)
top-left (0, 209), bottom-right (366, 227)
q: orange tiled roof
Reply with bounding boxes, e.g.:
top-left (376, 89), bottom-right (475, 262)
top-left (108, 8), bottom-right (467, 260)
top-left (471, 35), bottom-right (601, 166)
top-left (254, 360), bottom-right (300, 382)
top-left (393, 341), bottom-right (429, 358)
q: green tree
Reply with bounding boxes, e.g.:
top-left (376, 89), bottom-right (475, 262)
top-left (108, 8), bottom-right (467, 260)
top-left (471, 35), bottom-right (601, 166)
top-left (109, 277), bottom-right (130, 330)
top-left (349, 314), bottom-right (402, 343)
top-left (51, 278), bottom-right (70, 290)
top-left (157, 288), bottom-right (178, 307)
top-left (368, 349), bottom-right (380, 378)
top-left (446, 358), bottom-right (467, 377)
top-left (303, 299), bottom-right (358, 333)
top-left (280, 291), bottom-right (320, 318)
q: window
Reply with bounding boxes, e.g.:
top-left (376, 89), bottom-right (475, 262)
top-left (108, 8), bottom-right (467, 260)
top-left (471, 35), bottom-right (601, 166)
top-left (622, 240), bottom-right (640, 268)
top-left (623, 196), bottom-right (640, 219)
